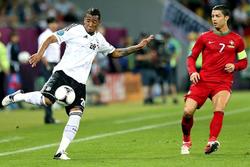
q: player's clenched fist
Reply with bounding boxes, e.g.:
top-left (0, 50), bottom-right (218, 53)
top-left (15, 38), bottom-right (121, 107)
top-left (224, 63), bottom-right (235, 73)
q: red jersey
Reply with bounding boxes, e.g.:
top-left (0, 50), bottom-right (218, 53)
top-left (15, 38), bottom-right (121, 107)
top-left (187, 30), bottom-right (248, 84)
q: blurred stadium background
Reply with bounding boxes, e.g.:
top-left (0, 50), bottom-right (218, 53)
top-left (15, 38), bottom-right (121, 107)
top-left (0, 0), bottom-right (249, 106)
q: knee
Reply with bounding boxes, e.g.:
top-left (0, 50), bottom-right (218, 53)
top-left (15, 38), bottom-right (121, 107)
top-left (43, 97), bottom-right (54, 106)
top-left (69, 107), bottom-right (83, 117)
top-left (214, 107), bottom-right (225, 112)
top-left (183, 106), bottom-right (195, 118)
top-left (214, 103), bottom-right (226, 111)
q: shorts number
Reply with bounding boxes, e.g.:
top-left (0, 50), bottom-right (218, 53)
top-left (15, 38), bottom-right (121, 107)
top-left (80, 98), bottom-right (85, 108)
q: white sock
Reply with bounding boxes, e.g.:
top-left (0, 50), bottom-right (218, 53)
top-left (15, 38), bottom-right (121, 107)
top-left (14, 91), bottom-right (44, 105)
top-left (56, 113), bottom-right (82, 154)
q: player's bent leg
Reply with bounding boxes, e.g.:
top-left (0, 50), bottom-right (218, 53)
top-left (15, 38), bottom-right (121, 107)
top-left (54, 108), bottom-right (83, 160)
top-left (42, 96), bottom-right (54, 106)
top-left (2, 90), bottom-right (52, 107)
top-left (208, 111), bottom-right (224, 142)
top-left (205, 90), bottom-right (230, 154)
top-left (183, 98), bottom-right (198, 117)
top-left (181, 98), bottom-right (197, 155)
top-left (2, 90), bottom-right (24, 106)
top-left (212, 90), bottom-right (231, 112)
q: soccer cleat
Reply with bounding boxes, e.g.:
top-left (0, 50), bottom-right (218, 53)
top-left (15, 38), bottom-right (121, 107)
top-left (53, 151), bottom-right (71, 160)
top-left (1, 90), bottom-right (24, 106)
top-left (181, 141), bottom-right (192, 155)
top-left (204, 141), bottom-right (220, 154)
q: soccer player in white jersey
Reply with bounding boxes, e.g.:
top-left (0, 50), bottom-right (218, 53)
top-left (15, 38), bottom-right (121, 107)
top-left (2, 8), bottom-right (154, 160)
top-left (38, 17), bottom-right (61, 124)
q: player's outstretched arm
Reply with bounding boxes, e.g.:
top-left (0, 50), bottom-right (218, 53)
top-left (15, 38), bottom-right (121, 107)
top-left (29, 35), bottom-right (58, 67)
top-left (111, 35), bottom-right (154, 58)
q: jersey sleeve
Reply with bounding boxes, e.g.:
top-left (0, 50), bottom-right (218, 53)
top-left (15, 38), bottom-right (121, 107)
top-left (54, 24), bottom-right (78, 44)
top-left (236, 37), bottom-right (247, 60)
top-left (234, 36), bottom-right (248, 71)
top-left (236, 36), bottom-right (245, 53)
top-left (187, 34), bottom-right (204, 75)
top-left (98, 34), bottom-right (115, 56)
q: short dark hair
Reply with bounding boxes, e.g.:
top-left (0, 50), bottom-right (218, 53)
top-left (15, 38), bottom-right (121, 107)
top-left (84, 8), bottom-right (101, 20)
top-left (212, 5), bottom-right (230, 17)
top-left (46, 17), bottom-right (56, 24)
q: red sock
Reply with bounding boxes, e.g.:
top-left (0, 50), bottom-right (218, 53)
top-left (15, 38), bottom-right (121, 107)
top-left (181, 116), bottom-right (193, 142)
top-left (209, 111), bottom-right (224, 141)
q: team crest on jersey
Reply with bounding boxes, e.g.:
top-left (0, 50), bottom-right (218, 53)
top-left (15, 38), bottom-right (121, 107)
top-left (57, 30), bottom-right (65, 36)
top-left (227, 40), bottom-right (235, 48)
top-left (229, 40), bottom-right (234, 45)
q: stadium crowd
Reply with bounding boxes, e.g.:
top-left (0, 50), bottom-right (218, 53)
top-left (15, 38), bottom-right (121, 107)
top-left (0, 0), bottom-right (78, 28)
top-left (0, 0), bottom-right (249, 110)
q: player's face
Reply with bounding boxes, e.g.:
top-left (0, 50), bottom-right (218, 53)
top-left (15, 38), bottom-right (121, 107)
top-left (211, 10), bottom-right (228, 30)
top-left (84, 14), bottom-right (100, 33)
top-left (49, 22), bottom-right (59, 32)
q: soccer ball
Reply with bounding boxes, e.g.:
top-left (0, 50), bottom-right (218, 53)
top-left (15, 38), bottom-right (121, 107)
top-left (18, 51), bottom-right (30, 64)
top-left (55, 85), bottom-right (75, 106)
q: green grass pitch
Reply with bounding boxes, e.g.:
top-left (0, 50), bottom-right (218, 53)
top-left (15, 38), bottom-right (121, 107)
top-left (0, 91), bottom-right (250, 167)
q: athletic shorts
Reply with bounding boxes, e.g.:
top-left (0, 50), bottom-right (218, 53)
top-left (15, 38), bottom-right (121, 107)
top-left (41, 70), bottom-right (86, 115)
top-left (184, 80), bottom-right (232, 108)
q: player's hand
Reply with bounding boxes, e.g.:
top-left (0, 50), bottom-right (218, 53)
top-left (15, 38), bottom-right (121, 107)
top-left (29, 53), bottom-right (43, 68)
top-left (137, 35), bottom-right (154, 49)
top-left (224, 63), bottom-right (235, 73)
top-left (190, 72), bottom-right (200, 84)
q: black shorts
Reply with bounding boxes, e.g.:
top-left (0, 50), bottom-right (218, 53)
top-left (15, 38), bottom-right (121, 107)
top-left (140, 68), bottom-right (158, 86)
top-left (41, 70), bottom-right (86, 115)
top-left (168, 67), bottom-right (177, 85)
top-left (157, 67), bottom-right (169, 84)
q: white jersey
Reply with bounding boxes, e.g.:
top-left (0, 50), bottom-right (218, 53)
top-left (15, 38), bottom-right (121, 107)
top-left (38, 28), bottom-right (61, 63)
top-left (53, 24), bottom-right (115, 84)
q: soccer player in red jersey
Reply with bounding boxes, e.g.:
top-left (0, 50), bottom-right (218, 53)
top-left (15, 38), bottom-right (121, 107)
top-left (181, 5), bottom-right (248, 155)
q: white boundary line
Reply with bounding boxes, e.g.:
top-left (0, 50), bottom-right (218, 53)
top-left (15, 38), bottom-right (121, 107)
top-left (0, 107), bottom-right (249, 157)
top-left (0, 136), bottom-right (24, 144)
top-left (114, 112), bottom-right (180, 124)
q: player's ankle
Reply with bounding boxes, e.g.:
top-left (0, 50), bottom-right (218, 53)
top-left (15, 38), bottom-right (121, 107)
top-left (183, 135), bottom-right (191, 142)
top-left (208, 136), bottom-right (217, 142)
